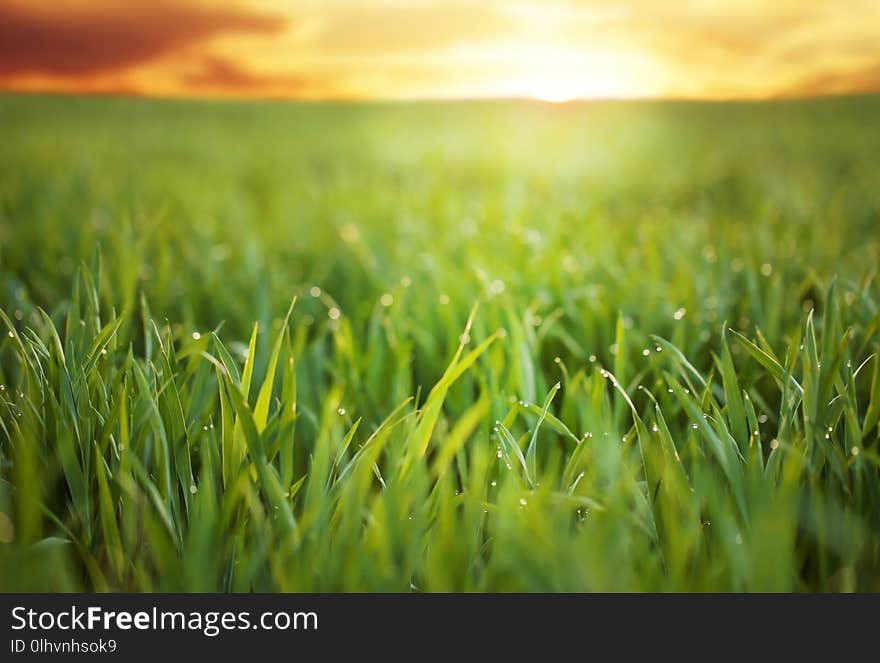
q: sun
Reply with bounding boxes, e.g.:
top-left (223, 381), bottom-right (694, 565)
top-left (523, 60), bottom-right (638, 103)
top-left (529, 72), bottom-right (580, 103)
top-left (532, 83), bottom-right (576, 103)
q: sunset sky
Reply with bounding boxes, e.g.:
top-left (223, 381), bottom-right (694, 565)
top-left (2, 0), bottom-right (880, 101)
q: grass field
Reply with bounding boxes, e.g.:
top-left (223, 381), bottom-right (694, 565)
top-left (1, 93), bottom-right (879, 591)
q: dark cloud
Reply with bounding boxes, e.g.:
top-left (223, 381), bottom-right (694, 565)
top-left (0, 1), bottom-right (285, 77)
top-left (311, 3), bottom-right (517, 54)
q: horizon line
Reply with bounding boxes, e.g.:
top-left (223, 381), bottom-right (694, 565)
top-left (2, 87), bottom-right (879, 106)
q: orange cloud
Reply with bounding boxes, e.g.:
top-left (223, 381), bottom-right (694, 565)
top-left (177, 55), bottom-right (328, 98)
top-left (308, 3), bottom-right (517, 54)
top-left (783, 58), bottom-right (880, 98)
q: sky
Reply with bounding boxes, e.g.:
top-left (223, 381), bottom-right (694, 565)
top-left (1, 0), bottom-right (880, 101)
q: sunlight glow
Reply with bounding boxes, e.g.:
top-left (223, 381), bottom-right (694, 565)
top-left (526, 68), bottom-right (633, 103)
top-left (532, 83), bottom-right (576, 103)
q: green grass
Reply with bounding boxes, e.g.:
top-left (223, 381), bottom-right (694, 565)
top-left (1, 93), bottom-right (879, 591)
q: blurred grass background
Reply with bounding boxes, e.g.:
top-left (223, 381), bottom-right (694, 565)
top-left (0, 93), bottom-right (879, 591)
